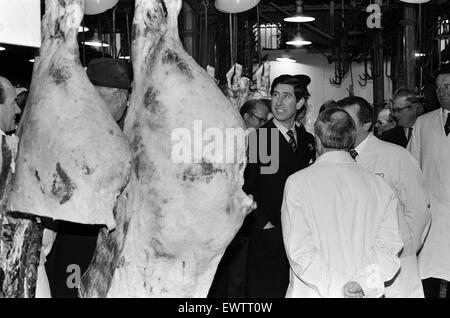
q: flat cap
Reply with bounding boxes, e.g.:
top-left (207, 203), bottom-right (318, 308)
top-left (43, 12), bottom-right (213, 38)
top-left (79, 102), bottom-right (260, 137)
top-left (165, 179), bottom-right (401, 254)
top-left (294, 74), bottom-right (311, 97)
top-left (294, 74), bottom-right (311, 87)
top-left (87, 58), bottom-right (132, 89)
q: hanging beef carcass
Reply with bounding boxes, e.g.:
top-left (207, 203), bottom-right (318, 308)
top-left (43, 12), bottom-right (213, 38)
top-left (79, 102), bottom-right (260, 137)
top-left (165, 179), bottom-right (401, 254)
top-left (81, 0), bottom-right (254, 297)
top-left (7, 0), bottom-right (132, 229)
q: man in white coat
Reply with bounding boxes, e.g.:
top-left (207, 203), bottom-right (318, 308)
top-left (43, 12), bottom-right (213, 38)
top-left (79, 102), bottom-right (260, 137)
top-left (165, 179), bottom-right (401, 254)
top-left (408, 66), bottom-right (450, 298)
top-left (281, 107), bottom-right (403, 298)
top-left (338, 96), bottom-right (431, 298)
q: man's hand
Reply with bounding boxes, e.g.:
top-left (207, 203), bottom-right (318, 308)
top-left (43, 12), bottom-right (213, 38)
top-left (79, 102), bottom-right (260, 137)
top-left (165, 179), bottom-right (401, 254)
top-left (343, 281), bottom-right (365, 298)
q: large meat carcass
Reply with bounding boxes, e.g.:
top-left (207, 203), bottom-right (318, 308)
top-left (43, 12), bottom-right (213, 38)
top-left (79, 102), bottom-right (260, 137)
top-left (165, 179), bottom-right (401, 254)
top-left (2, 0), bottom-right (132, 298)
top-left (81, 0), bottom-right (254, 297)
top-left (8, 0), bottom-right (132, 229)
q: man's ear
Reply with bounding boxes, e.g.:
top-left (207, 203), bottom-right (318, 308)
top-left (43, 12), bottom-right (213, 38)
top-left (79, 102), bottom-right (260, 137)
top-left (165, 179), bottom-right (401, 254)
top-left (363, 121), bottom-right (372, 132)
top-left (296, 97), bottom-right (305, 110)
top-left (314, 135), bottom-right (323, 156)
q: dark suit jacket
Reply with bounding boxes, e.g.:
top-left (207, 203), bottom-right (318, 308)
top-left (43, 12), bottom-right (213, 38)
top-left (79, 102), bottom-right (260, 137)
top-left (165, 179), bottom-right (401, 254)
top-left (241, 119), bottom-right (316, 233)
top-left (381, 126), bottom-right (408, 148)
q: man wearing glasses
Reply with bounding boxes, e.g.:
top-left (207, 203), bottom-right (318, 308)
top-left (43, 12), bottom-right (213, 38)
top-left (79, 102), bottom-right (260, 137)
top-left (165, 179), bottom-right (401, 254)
top-left (239, 99), bottom-right (270, 129)
top-left (382, 87), bottom-right (424, 148)
top-left (408, 66), bottom-right (450, 298)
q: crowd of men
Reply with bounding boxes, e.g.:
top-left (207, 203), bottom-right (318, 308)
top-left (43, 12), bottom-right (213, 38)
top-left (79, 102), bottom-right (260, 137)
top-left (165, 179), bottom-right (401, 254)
top-left (210, 65), bottom-right (450, 298)
top-left (1, 62), bottom-right (450, 298)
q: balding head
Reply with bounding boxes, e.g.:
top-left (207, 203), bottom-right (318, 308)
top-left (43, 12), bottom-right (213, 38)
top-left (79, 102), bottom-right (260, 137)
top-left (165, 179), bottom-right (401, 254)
top-left (314, 107), bottom-right (356, 155)
top-left (0, 76), bottom-right (22, 133)
top-left (240, 99), bottom-right (269, 129)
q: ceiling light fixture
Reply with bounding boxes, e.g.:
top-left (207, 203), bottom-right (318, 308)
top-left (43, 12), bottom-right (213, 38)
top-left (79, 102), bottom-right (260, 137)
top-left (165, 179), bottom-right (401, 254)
top-left (286, 39), bottom-right (312, 46)
top-left (284, 0), bottom-right (315, 23)
top-left (78, 26), bottom-right (90, 32)
top-left (82, 40), bottom-right (110, 47)
top-left (276, 57), bottom-right (296, 63)
top-left (81, 31), bottom-right (110, 48)
top-left (215, 0), bottom-right (261, 13)
top-left (118, 56), bottom-right (130, 60)
top-left (0, 46), bottom-right (5, 51)
top-left (29, 58), bottom-right (35, 63)
top-left (399, 0), bottom-right (430, 4)
top-left (286, 31), bottom-right (311, 46)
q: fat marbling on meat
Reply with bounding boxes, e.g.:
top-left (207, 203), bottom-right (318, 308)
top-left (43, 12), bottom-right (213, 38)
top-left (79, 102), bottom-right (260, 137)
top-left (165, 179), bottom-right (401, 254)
top-left (8, 0), bottom-right (132, 229)
top-left (81, 0), bottom-right (254, 297)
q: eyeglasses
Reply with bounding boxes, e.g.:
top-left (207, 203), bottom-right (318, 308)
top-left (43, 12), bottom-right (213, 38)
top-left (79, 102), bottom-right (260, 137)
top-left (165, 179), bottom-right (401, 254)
top-left (436, 83), bottom-right (450, 90)
top-left (249, 112), bottom-right (268, 125)
top-left (390, 105), bottom-right (411, 114)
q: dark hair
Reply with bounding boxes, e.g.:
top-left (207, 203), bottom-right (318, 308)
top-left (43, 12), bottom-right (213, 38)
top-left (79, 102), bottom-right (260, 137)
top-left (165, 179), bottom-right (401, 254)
top-left (436, 64), bottom-right (450, 77)
top-left (337, 96), bottom-right (373, 127)
top-left (393, 86), bottom-right (423, 105)
top-left (259, 98), bottom-right (272, 109)
top-left (392, 87), bottom-right (424, 117)
top-left (239, 99), bottom-right (268, 117)
top-left (270, 75), bottom-right (307, 103)
top-left (319, 100), bottom-right (338, 114)
top-left (0, 84), bottom-right (5, 104)
top-left (314, 108), bottom-right (356, 151)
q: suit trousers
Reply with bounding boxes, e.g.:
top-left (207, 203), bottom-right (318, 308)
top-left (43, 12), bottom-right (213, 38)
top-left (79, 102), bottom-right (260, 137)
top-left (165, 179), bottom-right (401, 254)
top-left (45, 221), bottom-right (100, 298)
top-left (422, 277), bottom-right (450, 298)
top-left (208, 235), bottom-right (249, 298)
top-left (244, 227), bottom-right (289, 298)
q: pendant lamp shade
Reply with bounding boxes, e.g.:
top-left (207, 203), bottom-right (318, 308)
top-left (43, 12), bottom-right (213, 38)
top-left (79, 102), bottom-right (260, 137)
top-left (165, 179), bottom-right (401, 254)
top-left (82, 31), bottom-right (110, 48)
top-left (84, 0), bottom-right (119, 15)
top-left (215, 0), bottom-right (260, 13)
top-left (284, 0), bottom-right (315, 23)
top-left (399, 0), bottom-right (430, 3)
top-left (286, 32), bottom-right (311, 46)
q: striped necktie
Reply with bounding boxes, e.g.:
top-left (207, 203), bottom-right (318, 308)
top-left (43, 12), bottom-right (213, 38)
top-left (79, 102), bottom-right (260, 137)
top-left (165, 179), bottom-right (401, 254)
top-left (350, 149), bottom-right (358, 160)
top-left (287, 129), bottom-right (297, 152)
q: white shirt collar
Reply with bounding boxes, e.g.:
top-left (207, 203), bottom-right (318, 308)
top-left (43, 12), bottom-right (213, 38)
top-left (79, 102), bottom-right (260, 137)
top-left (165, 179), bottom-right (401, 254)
top-left (354, 133), bottom-right (371, 154)
top-left (273, 118), bottom-right (297, 142)
top-left (316, 150), bottom-right (354, 164)
top-left (0, 129), bottom-right (5, 136)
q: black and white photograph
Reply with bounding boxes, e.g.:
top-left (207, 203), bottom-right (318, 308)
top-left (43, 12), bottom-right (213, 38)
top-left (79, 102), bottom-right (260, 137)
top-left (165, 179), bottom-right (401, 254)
top-left (0, 0), bottom-right (449, 305)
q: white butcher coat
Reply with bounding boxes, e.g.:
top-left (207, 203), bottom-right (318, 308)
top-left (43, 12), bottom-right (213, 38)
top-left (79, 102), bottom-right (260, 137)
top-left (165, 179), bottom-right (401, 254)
top-left (408, 108), bottom-right (450, 282)
top-left (281, 151), bottom-right (403, 298)
top-left (355, 133), bottom-right (431, 297)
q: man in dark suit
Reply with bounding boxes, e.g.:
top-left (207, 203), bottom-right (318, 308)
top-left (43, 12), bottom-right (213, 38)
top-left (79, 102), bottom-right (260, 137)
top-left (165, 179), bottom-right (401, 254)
top-left (208, 74), bottom-right (314, 298)
top-left (381, 87), bottom-right (423, 148)
top-left (240, 74), bottom-right (315, 297)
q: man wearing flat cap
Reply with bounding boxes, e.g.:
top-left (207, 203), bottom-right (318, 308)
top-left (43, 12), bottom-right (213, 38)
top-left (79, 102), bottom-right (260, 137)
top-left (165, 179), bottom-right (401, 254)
top-left (87, 57), bottom-right (132, 126)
